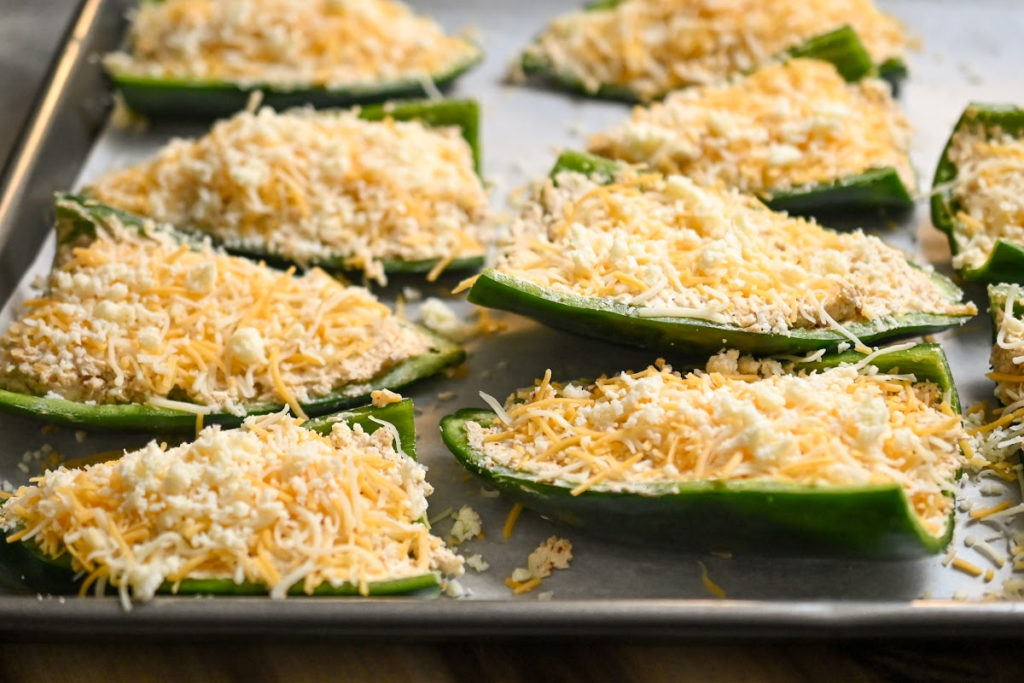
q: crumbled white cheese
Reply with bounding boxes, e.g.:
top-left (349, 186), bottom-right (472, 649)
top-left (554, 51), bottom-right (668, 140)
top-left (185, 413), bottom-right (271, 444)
top-left (449, 505), bottom-right (483, 543)
top-left (419, 298), bottom-right (475, 341)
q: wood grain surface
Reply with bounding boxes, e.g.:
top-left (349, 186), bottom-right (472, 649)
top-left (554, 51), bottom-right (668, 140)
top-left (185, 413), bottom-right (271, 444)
top-left (0, 640), bottom-right (1014, 682)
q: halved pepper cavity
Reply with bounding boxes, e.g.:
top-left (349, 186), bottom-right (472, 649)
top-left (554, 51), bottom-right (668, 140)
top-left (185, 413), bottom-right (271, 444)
top-left (931, 103), bottom-right (1024, 283)
top-left (440, 345), bottom-right (960, 558)
top-left (467, 150), bottom-right (973, 357)
top-left (2, 399), bottom-right (444, 597)
top-left (0, 197), bottom-right (465, 432)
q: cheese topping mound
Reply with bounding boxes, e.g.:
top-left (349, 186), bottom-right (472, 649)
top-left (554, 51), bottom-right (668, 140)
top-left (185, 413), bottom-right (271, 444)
top-left (466, 357), bottom-right (963, 536)
top-left (496, 171), bottom-right (974, 334)
top-left (0, 411), bottom-right (462, 605)
top-left (0, 210), bottom-right (433, 415)
top-left (588, 59), bottom-right (913, 195)
top-left (87, 107), bottom-right (489, 284)
top-left (523, 0), bottom-right (907, 101)
top-left (103, 0), bottom-right (479, 89)
top-left (946, 126), bottom-right (1024, 270)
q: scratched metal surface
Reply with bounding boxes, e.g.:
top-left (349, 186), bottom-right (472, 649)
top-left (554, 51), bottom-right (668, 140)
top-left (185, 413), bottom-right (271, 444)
top-left (0, 0), bottom-right (1022, 636)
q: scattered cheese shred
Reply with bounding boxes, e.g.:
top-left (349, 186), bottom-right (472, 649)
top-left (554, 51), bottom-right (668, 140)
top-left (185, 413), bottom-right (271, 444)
top-left (502, 502), bottom-right (525, 540)
top-left (103, 0), bottom-right (479, 91)
top-left (0, 205), bottom-right (433, 415)
top-left (467, 353), bottom-right (965, 537)
top-left (0, 411), bottom-right (463, 607)
top-left (87, 107), bottom-right (489, 285)
top-left (951, 556), bottom-right (984, 578)
top-left (589, 59), bottom-right (913, 196)
top-left (495, 169), bottom-right (974, 336)
top-left (698, 561), bottom-right (727, 599)
top-left (523, 0), bottom-right (907, 101)
top-left (970, 501), bottom-right (1013, 520)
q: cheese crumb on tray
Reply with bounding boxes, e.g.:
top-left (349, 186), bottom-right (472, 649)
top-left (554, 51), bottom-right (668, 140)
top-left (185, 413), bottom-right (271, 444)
top-left (506, 536), bottom-right (573, 595)
top-left (0, 203), bottom-right (435, 416)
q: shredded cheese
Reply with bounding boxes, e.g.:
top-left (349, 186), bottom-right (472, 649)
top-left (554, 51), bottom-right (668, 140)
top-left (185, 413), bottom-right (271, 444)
top-left (524, 0), bottom-right (907, 101)
top-left (945, 122), bottom-right (1024, 271)
top-left (103, 0), bottom-right (479, 91)
top-left (0, 411), bottom-right (462, 606)
top-left (502, 502), bottom-right (524, 540)
top-left (87, 107), bottom-right (489, 285)
top-left (466, 354), bottom-right (964, 538)
top-left (698, 561), bottom-right (727, 599)
top-left (0, 205), bottom-right (433, 414)
top-left (589, 59), bottom-right (914, 197)
top-left (495, 170), bottom-right (974, 335)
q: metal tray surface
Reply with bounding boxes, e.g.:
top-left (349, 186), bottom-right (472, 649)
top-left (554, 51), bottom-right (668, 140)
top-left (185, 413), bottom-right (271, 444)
top-left (1, 0), bottom-right (1023, 638)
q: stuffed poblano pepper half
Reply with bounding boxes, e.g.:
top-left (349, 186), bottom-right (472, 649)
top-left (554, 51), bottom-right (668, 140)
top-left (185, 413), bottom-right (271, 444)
top-left (587, 56), bottom-right (914, 217)
top-left (465, 151), bottom-right (975, 357)
top-left (1, 399), bottom-right (463, 600)
top-left (0, 197), bottom-right (464, 432)
top-left (519, 0), bottom-right (908, 102)
top-left (441, 344), bottom-right (963, 558)
top-left (931, 104), bottom-right (1024, 283)
top-left (85, 99), bottom-right (489, 285)
top-left (103, 0), bottom-right (482, 118)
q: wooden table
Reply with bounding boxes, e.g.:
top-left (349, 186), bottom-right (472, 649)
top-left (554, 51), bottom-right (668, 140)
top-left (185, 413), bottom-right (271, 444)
top-left (0, 639), bottom-right (1012, 681)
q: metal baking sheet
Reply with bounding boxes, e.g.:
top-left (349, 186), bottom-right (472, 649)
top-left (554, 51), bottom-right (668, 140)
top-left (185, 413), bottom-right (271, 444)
top-left (1, 0), bottom-right (1024, 638)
